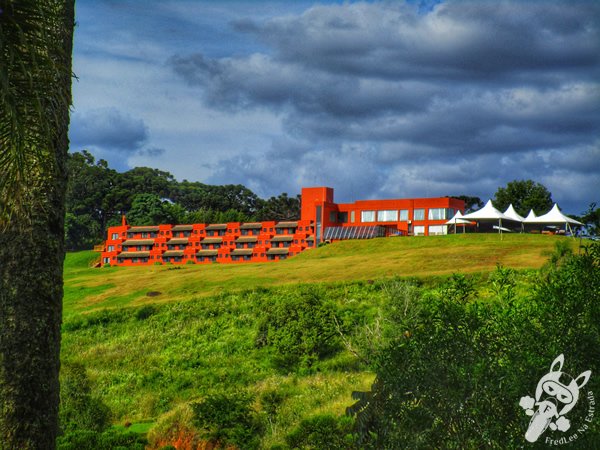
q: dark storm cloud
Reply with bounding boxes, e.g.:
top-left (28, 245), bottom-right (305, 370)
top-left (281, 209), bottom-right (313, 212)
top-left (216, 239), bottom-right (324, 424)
top-left (171, 0), bottom-right (599, 213)
top-left (70, 107), bottom-right (149, 151)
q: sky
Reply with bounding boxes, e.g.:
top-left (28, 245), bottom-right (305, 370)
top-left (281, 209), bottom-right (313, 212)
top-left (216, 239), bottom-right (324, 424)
top-left (70, 0), bottom-right (600, 214)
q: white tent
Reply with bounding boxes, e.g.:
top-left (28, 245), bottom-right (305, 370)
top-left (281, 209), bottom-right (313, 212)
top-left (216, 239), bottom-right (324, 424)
top-left (528, 204), bottom-right (582, 235)
top-left (503, 204), bottom-right (525, 232)
top-left (532, 204), bottom-right (582, 225)
top-left (461, 200), bottom-right (515, 238)
top-left (445, 210), bottom-right (471, 234)
top-left (523, 209), bottom-right (538, 223)
top-left (503, 204), bottom-right (525, 222)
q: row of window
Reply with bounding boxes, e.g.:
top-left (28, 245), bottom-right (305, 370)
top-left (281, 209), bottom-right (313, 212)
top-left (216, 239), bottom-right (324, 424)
top-left (110, 238), bottom-right (312, 252)
top-left (359, 208), bottom-right (455, 223)
top-left (109, 253), bottom-right (294, 264)
top-left (413, 225), bottom-right (448, 236)
top-left (115, 226), bottom-right (313, 241)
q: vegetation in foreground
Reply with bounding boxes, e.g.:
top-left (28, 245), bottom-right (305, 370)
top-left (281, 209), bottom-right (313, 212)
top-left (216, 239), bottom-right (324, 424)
top-left (59, 239), bottom-right (599, 448)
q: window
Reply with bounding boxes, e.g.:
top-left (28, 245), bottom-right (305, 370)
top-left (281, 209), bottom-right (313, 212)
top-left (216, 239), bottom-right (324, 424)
top-left (111, 233), bottom-right (119, 240)
top-left (361, 210), bottom-right (376, 222)
top-left (330, 211), bottom-right (337, 222)
top-left (107, 245), bottom-right (114, 252)
top-left (414, 209), bottom-right (425, 221)
top-left (414, 225), bottom-right (425, 236)
top-left (338, 212), bottom-right (348, 223)
top-left (350, 211), bottom-right (355, 223)
top-left (378, 210), bottom-right (398, 222)
top-left (103, 257), bottom-right (110, 264)
top-left (428, 225), bottom-right (447, 235)
top-left (399, 210), bottom-right (409, 221)
top-left (428, 208), bottom-right (447, 220)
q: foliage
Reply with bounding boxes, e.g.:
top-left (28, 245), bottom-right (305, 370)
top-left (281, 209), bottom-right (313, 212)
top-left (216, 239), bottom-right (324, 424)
top-left (488, 264), bottom-right (516, 301)
top-left (285, 414), bottom-right (356, 450)
top-left (127, 193), bottom-right (182, 226)
top-left (59, 362), bottom-right (111, 434)
top-left (451, 195), bottom-right (483, 213)
top-left (493, 179), bottom-right (553, 216)
top-left (438, 273), bottom-right (475, 303)
top-left (57, 428), bottom-right (147, 450)
top-left (580, 202), bottom-right (600, 235)
top-left (191, 392), bottom-right (263, 450)
top-left (255, 287), bottom-right (340, 371)
top-left (257, 193), bottom-right (301, 221)
top-left (351, 242), bottom-right (600, 449)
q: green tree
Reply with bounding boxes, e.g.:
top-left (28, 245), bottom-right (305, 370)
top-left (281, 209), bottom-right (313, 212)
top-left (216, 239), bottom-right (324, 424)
top-left (127, 193), bottom-right (184, 226)
top-left (257, 193), bottom-right (301, 221)
top-left (452, 195), bottom-right (483, 213)
top-left (0, 1), bottom-right (75, 448)
top-left (493, 179), bottom-right (553, 216)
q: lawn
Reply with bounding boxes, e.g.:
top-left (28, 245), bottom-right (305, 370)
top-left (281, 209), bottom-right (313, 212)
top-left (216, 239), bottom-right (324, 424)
top-left (63, 234), bottom-right (574, 318)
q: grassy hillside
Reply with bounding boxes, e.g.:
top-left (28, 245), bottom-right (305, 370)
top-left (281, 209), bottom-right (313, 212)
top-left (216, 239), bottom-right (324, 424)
top-left (64, 234), bottom-right (569, 318)
top-left (60, 234), bottom-right (582, 448)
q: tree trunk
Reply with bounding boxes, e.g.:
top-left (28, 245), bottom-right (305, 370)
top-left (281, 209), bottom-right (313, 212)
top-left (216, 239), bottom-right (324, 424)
top-left (0, 1), bottom-right (75, 448)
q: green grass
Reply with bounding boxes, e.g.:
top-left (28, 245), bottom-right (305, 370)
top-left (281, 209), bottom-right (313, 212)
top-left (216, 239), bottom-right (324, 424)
top-left (60, 234), bottom-right (575, 447)
top-left (63, 234), bottom-right (570, 317)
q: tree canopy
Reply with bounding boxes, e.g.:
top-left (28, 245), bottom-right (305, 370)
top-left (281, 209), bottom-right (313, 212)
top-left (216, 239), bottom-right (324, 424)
top-left (493, 179), bottom-right (553, 216)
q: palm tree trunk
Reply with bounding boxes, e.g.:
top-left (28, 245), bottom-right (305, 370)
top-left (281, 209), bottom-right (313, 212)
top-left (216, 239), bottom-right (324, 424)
top-left (0, 1), bottom-right (75, 448)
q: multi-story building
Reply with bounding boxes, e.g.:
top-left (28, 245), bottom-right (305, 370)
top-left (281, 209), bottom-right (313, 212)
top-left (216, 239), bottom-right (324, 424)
top-left (100, 186), bottom-right (464, 266)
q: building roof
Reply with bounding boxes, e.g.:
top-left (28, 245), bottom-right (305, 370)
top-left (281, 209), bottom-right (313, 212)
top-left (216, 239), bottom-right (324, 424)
top-left (271, 235), bottom-right (293, 242)
top-left (167, 238), bottom-right (189, 245)
top-left (201, 238), bottom-right (223, 244)
top-left (275, 221), bottom-right (298, 228)
top-left (128, 226), bottom-right (159, 232)
top-left (236, 236), bottom-right (258, 243)
top-left (122, 239), bottom-right (155, 245)
top-left (162, 250), bottom-right (184, 257)
top-left (239, 223), bottom-right (263, 230)
top-left (171, 224), bottom-right (193, 231)
top-left (267, 248), bottom-right (289, 255)
top-left (196, 250), bottom-right (218, 256)
top-left (231, 249), bottom-right (253, 256)
top-left (205, 224), bottom-right (228, 230)
top-left (118, 251), bottom-right (150, 258)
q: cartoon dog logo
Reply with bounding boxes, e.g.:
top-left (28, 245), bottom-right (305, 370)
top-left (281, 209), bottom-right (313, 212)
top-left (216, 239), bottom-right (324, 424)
top-left (520, 354), bottom-right (591, 443)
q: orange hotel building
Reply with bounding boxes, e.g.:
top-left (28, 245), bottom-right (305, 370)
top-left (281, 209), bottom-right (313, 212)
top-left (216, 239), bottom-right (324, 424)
top-left (101, 186), bottom-right (465, 266)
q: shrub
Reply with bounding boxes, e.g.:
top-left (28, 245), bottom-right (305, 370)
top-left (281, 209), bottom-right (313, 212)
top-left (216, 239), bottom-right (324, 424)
top-left (285, 414), bottom-right (356, 449)
top-left (255, 287), bottom-right (340, 371)
top-left (191, 392), bottom-right (264, 450)
top-left (351, 243), bottom-right (600, 448)
top-left (59, 362), bottom-right (111, 434)
top-left (135, 304), bottom-right (157, 321)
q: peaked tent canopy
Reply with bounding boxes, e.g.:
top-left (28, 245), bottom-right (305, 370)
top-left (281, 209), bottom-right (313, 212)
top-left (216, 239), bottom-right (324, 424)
top-left (445, 210), bottom-right (471, 234)
top-left (524, 209), bottom-right (538, 223)
top-left (531, 204), bottom-right (583, 225)
top-left (503, 204), bottom-right (525, 222)
top-left (461, 200), bottom-right (513, 221)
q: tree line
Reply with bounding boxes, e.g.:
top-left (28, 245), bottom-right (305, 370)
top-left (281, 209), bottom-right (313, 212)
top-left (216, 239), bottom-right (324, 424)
top-left (65, 150), bottom-right (301, 250)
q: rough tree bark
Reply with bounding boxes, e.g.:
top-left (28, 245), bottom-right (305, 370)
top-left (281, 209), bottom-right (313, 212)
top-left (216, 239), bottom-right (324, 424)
top-left (0, 1), bottom-right (75, 448)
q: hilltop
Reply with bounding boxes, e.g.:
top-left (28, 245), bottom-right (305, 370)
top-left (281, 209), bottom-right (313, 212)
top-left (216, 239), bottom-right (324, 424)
top-left (65, 233), bottom-right (570, 318)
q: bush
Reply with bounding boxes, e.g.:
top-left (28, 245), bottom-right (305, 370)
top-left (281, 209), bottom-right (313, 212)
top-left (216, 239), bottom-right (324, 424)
top-left (59, 362), bottom-right (111, 434)
top-left (285, 414), bottom-right (356, 449)
top-left (191, 391), bottom-right (264, 450)
top-left (255, 287), bottom-right (340, 371)
top-left (351, 243), bottom-right (600, 449)
top-left (57, 428), bottom-right (147, 450)
top-left (135, 305), bottom-right (157, 321)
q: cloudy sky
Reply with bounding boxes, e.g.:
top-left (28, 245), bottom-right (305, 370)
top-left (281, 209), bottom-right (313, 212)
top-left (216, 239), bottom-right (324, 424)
top-left (71, 0), bottom-right (599, 214)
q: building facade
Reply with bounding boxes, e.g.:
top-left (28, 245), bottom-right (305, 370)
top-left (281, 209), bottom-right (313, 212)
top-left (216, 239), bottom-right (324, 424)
top-left (100, 186), bottom-right (464, 266)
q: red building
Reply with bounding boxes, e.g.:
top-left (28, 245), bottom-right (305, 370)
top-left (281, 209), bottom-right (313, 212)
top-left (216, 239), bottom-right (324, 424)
top-left (100, 187), bottom-right (464, 266)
